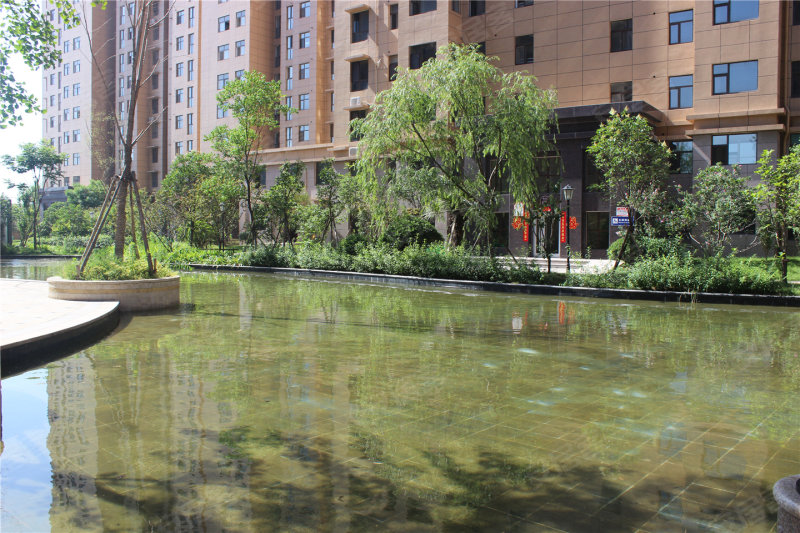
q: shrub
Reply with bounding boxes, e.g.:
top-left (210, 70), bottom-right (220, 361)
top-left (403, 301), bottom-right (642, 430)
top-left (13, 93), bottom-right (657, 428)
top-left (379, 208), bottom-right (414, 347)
top-left (379, 214), bottom-right (443, 251)
top-left (338, 233), bottom-right (370, 255)
top-left (295, 242), bottom-right (350, 271)
top-left (240, 245), bottom-right (294, 268)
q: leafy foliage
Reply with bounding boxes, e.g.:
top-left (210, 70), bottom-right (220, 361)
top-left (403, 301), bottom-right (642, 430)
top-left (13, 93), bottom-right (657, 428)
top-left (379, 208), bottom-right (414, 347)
top-left (753, 146), bottom-right (800, 281)
top-left (678, 164), bottom-right (756, 256)
top-left (379, 214), bottom-right (443, 250)
top-left (260, 161), bottom-right (306, 247)
top-left (351, 43), bottom-right (558, 247)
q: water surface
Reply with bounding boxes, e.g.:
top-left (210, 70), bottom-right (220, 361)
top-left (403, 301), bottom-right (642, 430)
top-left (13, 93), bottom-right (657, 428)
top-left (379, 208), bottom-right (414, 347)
top-left (1, 261), bottom-right (798, 531)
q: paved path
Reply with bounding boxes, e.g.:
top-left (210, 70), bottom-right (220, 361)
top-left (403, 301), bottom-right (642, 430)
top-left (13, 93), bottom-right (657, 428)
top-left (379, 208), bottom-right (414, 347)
top-left (0, 279), bottom-right (119, 375)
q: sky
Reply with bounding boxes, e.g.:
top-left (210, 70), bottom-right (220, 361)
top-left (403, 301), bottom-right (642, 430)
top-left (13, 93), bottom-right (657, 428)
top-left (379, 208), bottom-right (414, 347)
top-left (1, 56), bottom-right (45, 201)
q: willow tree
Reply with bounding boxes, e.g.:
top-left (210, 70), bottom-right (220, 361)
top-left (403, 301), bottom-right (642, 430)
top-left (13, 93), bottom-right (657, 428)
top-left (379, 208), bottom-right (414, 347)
top-left (351, 43), bottom-right (558, 249)
top-left (206, 71), bottom-right (288, 245)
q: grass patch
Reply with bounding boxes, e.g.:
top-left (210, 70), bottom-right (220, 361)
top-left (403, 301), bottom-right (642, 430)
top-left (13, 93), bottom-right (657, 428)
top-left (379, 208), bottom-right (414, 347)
top-left (61, 247), bottom-right (174, 281)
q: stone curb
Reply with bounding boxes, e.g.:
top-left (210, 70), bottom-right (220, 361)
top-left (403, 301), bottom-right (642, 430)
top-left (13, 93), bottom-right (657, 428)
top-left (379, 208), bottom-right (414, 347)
top-left (1, 254), bottom-right (80, 259)
top-left (186, 264), bottom-right (800, 307)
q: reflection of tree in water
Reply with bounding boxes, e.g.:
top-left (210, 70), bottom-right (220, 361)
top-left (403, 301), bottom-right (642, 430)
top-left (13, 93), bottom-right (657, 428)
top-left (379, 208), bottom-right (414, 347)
top-left (41, 272), bottom-right (797, 531)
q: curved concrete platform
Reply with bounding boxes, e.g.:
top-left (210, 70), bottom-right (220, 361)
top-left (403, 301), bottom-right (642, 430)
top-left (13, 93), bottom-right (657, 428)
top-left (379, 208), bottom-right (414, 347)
top-left (0, 279), bottom-right (119, 377)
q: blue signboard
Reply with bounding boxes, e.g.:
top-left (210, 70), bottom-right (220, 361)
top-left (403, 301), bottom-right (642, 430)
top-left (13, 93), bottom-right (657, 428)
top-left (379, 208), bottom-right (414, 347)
top-left (612, 216), bottom-right (630, 226)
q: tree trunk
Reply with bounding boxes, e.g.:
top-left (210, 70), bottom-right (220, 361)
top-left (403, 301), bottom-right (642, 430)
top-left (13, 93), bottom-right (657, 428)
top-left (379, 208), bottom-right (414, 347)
top-left (129, 185), bottom-right (139, 259)
top-left (448, 211), bottom-right (464, 247)
top-left (114, 175), bottom-right (129, 259)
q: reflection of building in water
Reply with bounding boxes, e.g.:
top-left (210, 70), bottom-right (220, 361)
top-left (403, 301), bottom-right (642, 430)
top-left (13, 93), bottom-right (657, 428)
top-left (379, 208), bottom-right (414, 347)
top-left (47, 354), bottom-right (101, 530)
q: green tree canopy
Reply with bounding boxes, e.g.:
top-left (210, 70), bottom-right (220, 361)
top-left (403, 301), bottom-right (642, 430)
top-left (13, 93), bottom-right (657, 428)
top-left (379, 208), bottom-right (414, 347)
top-left (66, 179), bottom-right (106, 208)
top-left (351, 43), bottom-right (558, 249)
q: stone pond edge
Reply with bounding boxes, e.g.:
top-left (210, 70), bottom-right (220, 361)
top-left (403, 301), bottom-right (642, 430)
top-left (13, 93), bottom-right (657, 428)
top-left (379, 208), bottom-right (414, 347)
top-left (47, 276), bottom-right (181, 312)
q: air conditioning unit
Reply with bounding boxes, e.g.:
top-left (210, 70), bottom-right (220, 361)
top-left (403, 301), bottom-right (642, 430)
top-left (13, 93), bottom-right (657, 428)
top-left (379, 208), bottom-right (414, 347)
top-left (349, 96), bottom-right (361, 107)
top-left (348, 146), bottom-right (359, 158)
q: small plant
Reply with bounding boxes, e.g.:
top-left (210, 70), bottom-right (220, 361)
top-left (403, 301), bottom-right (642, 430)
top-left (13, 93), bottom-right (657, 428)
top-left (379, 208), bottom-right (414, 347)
top-left (379, 214), bottom-right (443, 251)
top-left (62, 248), bottom-right (174, 281)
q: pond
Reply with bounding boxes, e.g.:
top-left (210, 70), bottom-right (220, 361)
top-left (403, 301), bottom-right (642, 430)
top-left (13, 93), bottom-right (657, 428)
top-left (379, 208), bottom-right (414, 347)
top-left (1, 259), bottom-right (798, 532)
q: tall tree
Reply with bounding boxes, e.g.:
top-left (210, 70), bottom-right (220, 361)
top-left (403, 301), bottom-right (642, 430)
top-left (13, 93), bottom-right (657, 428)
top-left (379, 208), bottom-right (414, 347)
top-left (586, 109), bottom-right (672, 267)
top-left (3, 140), bottom-right (64, 248)
top-left (160, 151), bottom-right (220, 246)
top-left (207, 71), bottom-right (288, 246)
top-left (753, 146), bottom-right (800, 282)
top-left (262, 161), bottom-right (305, 248)
top-left (351, 43), bottom-right (558, 249)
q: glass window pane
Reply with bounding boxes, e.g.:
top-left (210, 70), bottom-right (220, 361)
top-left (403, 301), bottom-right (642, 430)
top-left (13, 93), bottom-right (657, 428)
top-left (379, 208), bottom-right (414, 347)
top-left (731, 0), bottom-right (758, 22)
top-left (729, 61), bottom-right (758, 92)
top-left (714, 76), bottom-right (728, 94)
top-left (729, 133), bottom-right (757, 164)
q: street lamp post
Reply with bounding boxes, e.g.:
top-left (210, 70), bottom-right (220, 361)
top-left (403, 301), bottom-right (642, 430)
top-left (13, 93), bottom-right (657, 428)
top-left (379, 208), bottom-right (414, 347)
top-left (562, 184), bottom-right (573, 273)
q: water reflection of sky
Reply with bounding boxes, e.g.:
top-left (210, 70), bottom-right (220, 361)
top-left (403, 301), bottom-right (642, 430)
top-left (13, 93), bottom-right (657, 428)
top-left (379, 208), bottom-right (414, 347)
top-left (1, 369), bottom-right (52, 532)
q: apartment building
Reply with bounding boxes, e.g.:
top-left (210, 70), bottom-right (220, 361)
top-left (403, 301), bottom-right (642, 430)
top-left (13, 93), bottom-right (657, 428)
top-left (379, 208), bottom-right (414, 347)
top-left (44, 0), bottom-right (798, 256)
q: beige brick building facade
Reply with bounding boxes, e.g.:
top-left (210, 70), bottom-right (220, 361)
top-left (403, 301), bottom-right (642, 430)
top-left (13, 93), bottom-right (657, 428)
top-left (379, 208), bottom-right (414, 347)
top-left (43, 0), bottom-right (799, 256)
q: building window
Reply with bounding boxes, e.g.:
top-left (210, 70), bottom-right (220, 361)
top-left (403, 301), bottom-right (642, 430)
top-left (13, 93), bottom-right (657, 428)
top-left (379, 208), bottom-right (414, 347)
top-left (73, 60), bottom-right (80, 73)
top-left (217, 105), bottom-right (229, 119)
top-left (469, 0), bottom-right (485, 16)
top-left (349, 109), bottom-right (367, 141)
top-left (287, 35), bottom-right (293, 59)
top-left (176, 36), bottom-right (184, 51)
top-left (236, 10), bottom-right (246, 26)
top-left (300, 93), bottom-right (310, 110)
top-left (668, 141), bottom-right (693, 174)
top-left (794, 1), bottom-right (800, 25)
top-left (669, 75), bottom-right (693, 109)
top-left (73, 129), bottom-right (80, 142)
top-left (219, 15), bottom-right (230, 32)
top-left (610, 81), bottom-right (632, 102)
top-left (188, 60), bottom-right (194, 80)
top-left (410, 0), bottom-right (436, 16)
top-left (73, 106), bottom-right (80, 119)
top-left (712, 134), bottom-right (757, 165)
top-left (176, 9), bottom-right (184, 24)
top-left (611, 19), bottom-right (632, 52)
top-left (287, 66), bottom-right (294, 90)
top-left (152, 73), bottom-right (159, 90)
top-left (409, 42), bottom-right (436, 69)
top-left (300, 62), bottom-right (310, 79)
top-left (352, 11), bottom-right (369, 43)
top-left (390, 4), bottom-right (398, 29)
top-left (389, 54), bottom-right (398, 80)
top-left (176, 89), bottom-right (184, 103)
top-left (64, 63), bottom-right (71, 76)
top-left (300, 1), bottom-right (310, 17)
top-left (515, 0), bottom-right (533, 6)
top-left (150, 172), bottom-right (159, 188)
top-left (713, 61), bottom-right (757, 94)
top-left (515, 35), bottom-right (533, 65)
top-left (218, 44), bottom-right (230, 60)
top-left (187, 87), bottom-right (194, 107)
top-left (287, 5), bottom-right (294, 29)
top-left (188, 6), bottom-right (195, 27)
top-left (187, 140), bottom-right (193, 152)
top-left (153, 23), bottom-right (159, 40)
top-left (152, 49), bottom-right (159, 64)
top-left (286, 126), bottom-right (293, 147)
top-left (792, 61), bottom-right (800, 98)
top-left (64, 41), bottom-right (71, 54)
top-left (152, 121), bottom-right (159, 138)
top-left (669, 10), bottom-right (693, 44)
top-left (119, 54), bottom-right (125, 73)
top-left (351, 60), bottom-right (368, 91)
top-left (73, 176), bottom-right (80, 184)
top-left (299, 125), bottom-right (309, 141)
top-left (331, 61), bottom-right (335, 80)
top-left (300, 32), bottom-right (310, 49)
top-left (331, 92), bottom-right (335, 112)
top-left (217, 73), bottom-right (230, 90)
top-left (151, 98), bottom-right (159, 114)
top-left (63, 132), bottom-right (70, 144)
top-left (175, 142), bottom-right (183, 155)
top-left (176, 62), bottom-right (184, 76)
top-left (585, 212), bottom-right (610, 251)
top-left (188, 33), bottom-right (195, 53)
top-left (286, 96), bottom-right (293, 120)
top-left (713, 0), bottom-right (758, 25)
top-left (236, 40), bottom-right (246, 56)
top-left (187, 113), bottom-right (194, 134)
top-left (73, 153), bottom-right (79, 165)
top-left (176, 115), bottom-right (184, 129)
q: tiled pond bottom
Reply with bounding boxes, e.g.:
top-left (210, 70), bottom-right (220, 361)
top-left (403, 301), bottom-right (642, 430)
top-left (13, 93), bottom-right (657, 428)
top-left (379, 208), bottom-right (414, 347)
top-left (1, 268), bottom-right (798, 532)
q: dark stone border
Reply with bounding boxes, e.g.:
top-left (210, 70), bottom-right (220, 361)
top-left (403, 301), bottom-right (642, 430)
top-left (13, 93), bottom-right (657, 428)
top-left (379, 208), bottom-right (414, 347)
top-left (1, 303), bottom-right (120, 378)
top-left (187, 264), bottom-right (800, 307)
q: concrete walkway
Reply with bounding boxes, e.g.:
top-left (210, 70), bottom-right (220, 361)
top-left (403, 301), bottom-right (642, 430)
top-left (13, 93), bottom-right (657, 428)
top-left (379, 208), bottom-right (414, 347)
top-left (0, 279), bottom-right (119, 376)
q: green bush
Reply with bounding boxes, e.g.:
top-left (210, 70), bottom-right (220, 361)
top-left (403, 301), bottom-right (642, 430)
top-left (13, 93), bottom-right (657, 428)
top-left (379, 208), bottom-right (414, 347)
top-left (240, 245), bottom-right (293, 268)
top-left (295, 242), bottom-right (350, 271)
top-left (379, 214), bottom-right (443, 251)
top-left (338, 233), bottom-right (370, 255)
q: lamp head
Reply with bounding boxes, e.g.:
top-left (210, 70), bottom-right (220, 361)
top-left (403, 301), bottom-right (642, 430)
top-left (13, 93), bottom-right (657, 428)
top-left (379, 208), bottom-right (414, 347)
top-left (562, 184), bottom-right (574, 202)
